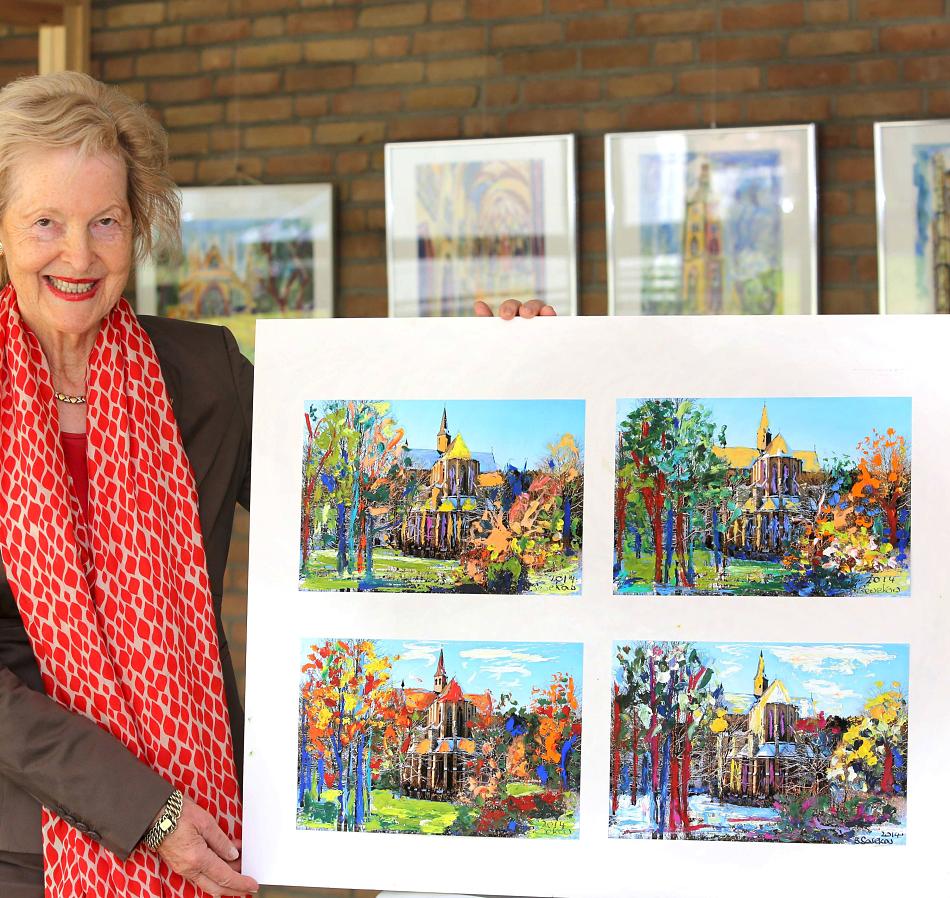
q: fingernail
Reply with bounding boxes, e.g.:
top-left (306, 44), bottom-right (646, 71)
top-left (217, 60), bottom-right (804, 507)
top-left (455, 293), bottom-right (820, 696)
top-left (229, 847), bottom-right (239, 861)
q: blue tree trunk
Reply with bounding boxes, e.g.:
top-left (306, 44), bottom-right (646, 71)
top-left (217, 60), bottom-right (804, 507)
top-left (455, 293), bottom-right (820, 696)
top-left (336, 502), bottom-right (347, 574)
top-left (560, 733), bottom-right (578, 789)
top-left (365, 514), bottom-right (374, 580)
top-left (317, 752), bottom-right (325, 800)
top-left (664, 504), bottom-right (675, 585)
top-left (712, 507), bottom-right (722, 573)
top-left (686, 507), bottom-right (696, 584)
top-left (354, 737), bottom-right (365, 830)
top-left (347, 478), bottom-right (360, 576)
top-left (562, 497), bottom-right (573, 556)
top-left (658, 735), bottom-right (671, 837)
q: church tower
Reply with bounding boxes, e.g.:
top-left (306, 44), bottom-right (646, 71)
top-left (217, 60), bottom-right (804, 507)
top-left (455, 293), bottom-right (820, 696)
top-left (437, 408), bottom-right (451, 455)
top-left (434, 649), bottom-right (447, 693)
top-left (753, 652), bottom-right (769, 698)
top-left (757, 404), bottom-right (772, 452)
top-left (681, 159), bottom-right (724, 313)
top-left (933, 152), bottom-right (950, 314)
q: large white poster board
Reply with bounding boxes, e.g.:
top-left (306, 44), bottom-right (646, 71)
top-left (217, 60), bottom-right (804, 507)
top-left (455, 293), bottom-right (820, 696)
top-left (244, 316), bottom-right (948, 897)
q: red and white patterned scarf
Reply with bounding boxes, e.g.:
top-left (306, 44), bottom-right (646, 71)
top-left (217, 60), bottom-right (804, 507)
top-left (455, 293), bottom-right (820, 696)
top-left (0, 284), bottom-right (241, 896)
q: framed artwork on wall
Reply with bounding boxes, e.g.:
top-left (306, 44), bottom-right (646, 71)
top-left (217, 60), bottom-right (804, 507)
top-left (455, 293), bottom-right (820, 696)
top-left (606, 124), bottom-right (818, 316)
top-left (385, 134), bottom-right (577, 317)
top-left (135, 183), bottom-right (333, 360)
top-left (875, 119), bottom-right (950, 314)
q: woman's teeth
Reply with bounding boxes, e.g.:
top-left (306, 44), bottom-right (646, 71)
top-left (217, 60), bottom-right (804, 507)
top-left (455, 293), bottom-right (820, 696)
top-left (48, 277), bottom-right (95, 294)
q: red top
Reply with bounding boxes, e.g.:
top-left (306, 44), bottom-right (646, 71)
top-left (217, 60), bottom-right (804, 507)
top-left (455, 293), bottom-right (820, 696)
top-left (60, 432), bottom-right (89, 520)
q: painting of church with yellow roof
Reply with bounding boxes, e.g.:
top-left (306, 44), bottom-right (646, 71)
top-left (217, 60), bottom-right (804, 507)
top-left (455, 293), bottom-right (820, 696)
top-left (614, 397), bottom-right (911, 597)
top-left (299, 399), bottom-right (585, 594)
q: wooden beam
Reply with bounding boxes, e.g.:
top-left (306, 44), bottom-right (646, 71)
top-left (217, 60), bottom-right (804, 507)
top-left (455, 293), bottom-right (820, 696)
top-left (0, 0), bottom-right (63, 27)
top-left (36, 0), bottom-right (89, 75)
top-left (63, 0), bottom-right (89, 73)
top-left (38, 26), bottom-right (66, 75)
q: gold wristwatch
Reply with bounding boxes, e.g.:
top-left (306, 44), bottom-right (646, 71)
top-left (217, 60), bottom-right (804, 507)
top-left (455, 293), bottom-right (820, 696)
top-left (142, 789), bottom-right (184, 851)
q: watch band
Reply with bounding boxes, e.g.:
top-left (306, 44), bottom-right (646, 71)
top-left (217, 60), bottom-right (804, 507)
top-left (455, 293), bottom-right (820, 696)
top-left (142, 789), bottom-right (184, 852)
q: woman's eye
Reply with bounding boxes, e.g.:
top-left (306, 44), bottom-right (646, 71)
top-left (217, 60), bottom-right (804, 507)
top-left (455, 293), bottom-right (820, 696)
top-left (35, 218), bottom-right (52, 228)
top-left (99, 217), bottom-right (115, 227)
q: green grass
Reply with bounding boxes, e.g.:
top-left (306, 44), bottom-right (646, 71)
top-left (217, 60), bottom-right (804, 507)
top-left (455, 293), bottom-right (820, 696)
top-left (297, 787), bottom-right (579, 838)
top-left (616, 547), bottom-right (909, 596)
top-left (300, 547), bottom-right (581, 595)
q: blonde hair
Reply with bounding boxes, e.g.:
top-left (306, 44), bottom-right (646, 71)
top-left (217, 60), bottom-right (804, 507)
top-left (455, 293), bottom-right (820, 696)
top-left (0, 72), bottom-right (180, 283)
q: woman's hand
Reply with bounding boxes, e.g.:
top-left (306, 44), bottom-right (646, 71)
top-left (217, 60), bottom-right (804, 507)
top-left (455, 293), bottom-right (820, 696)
top-left (474, 299), bottom-right (557, 319)
top-left (156, 796), bottom-right (259, 896)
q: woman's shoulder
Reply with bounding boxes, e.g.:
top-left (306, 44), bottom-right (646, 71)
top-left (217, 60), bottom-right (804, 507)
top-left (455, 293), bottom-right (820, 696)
top-left (135, 315), bottom-right (251, 415)
top-left (136, 314), bottom-right (247, 379)
top-left (137, 314), bottom-right (236, 360)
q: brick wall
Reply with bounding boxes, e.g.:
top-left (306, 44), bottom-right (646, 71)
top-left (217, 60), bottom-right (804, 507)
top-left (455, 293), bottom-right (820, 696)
top-left (80, 0), bottom-right (950, 320)
top-left (5, 2), bottom-right (950, 895)
top-left (0, 25), bottom-right (37, 84)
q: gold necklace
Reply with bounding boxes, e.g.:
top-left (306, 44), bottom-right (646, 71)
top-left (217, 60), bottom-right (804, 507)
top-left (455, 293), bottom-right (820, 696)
top-left (54, 390), bottom-right (86, 405)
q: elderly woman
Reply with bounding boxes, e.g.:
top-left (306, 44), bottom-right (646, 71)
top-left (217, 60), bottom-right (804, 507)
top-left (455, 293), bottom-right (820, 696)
top-left (0, 72), bottom-right (259, 897)
top-left (0, 71), bottom-right (553, 898)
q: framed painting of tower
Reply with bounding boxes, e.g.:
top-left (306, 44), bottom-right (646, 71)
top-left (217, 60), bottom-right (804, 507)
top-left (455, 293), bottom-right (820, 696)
top-left (385, 134), bottom-right (578, 317)
top-left (875, 119), bottom-right (950, 313)
top-left (605, 125), bottom-right (817, 316)
top-left (135, 183), bottom-right (334, 360)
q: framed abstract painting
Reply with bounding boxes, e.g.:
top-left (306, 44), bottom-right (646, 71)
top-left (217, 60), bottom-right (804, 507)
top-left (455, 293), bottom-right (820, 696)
top-left (875, 119), bottom-right (950, 313)
top-left (385, 134), bottom-right (577, 317)
top-left (606, 125), bottom-right (817, 316)
top-left (135, 183), bottom-right (333, 360)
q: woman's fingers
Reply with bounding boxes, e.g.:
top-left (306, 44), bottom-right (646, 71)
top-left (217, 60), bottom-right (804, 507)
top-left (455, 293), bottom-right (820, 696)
top-left (157, 797), bottom-right (258, 894)
top-left (472, 298), bottom-right (559, 317)
top-left (497, 299), bottom-right (522, 319)
top-left (192, 851), bottom-right (259, 896)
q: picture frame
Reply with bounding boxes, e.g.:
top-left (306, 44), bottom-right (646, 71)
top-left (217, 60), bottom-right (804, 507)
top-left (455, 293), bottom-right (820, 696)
top-left (243, 313), bottom-right (950, 898)
top-left (385, 134), bottom-right (577, 317)
top-left (874, 119), bottom-right (950, 314)
top-left (606, 124), bottom-right (818, 316)
top-left (135, 183), bottom-right (333, 359)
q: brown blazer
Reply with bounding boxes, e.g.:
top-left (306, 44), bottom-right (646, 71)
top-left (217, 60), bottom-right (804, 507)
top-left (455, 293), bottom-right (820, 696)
top-left (0, 316), bottom-right (252, 861)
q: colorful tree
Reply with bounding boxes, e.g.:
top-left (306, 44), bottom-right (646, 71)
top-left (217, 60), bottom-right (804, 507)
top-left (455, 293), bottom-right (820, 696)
top-left (300, 402), bottom-right (405, 579)
top-left (617, 400), bottom-right (731, 587)
top-left (528, 672), bottom-right (581, 791)
top-left (300, 639), bottom-right (394, 831)
top-left (850, 429), bottom-right (910, 552)
top-left (827, 682), bottom-right (908, 797)
top-left (613, 643), bottom-right (720, 838)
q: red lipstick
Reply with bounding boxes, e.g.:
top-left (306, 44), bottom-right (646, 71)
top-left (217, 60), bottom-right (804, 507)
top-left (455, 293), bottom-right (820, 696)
top-left (44, 275), bottom-right (100, 302)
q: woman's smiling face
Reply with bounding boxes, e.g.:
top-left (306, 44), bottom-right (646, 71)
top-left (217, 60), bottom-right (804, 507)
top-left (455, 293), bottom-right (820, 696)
top-left (0, 145), bottom-right (133, 343)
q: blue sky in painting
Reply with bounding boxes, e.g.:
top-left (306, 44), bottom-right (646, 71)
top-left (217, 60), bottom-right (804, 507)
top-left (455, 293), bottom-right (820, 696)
top-left (616, 397), bottom-right (911, 462)
top-left (384, 400), bottom-right (585, 470)
top-left (300, 638), bottom-right (583, 708)
top-left (695, 642), bottom-right (909, 717)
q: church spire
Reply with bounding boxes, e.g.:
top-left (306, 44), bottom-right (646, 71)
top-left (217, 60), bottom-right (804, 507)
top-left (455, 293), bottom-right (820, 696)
top-left (753, 651), bottom-right (769, 698)
top-left (437, 408), bottom-right (450, 454)
top-left (434, 649), bottom-right (447, 692)
top-left (757, 404), bottom-right (771, 452)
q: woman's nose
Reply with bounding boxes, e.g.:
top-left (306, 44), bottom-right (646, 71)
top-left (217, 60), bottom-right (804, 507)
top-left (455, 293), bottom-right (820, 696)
top-left (60, 226), bottom-right (94, 272)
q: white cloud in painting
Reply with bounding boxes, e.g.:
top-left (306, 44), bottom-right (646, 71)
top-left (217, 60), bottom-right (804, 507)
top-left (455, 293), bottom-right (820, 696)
top-left (460, 647), bottom-right (554, 664)
top-left (398, 642), bottom-right (441, 664)
top-left (769, 645), bottom-right (893, 676)
top-left (484, 663), bottom-right (531, 680)
top-left (715, 644), bottom-right (748, 658)
top-left (715, 661), bottom-right (742, 681)
top-left (801, 678), bottom-right (860, 712)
